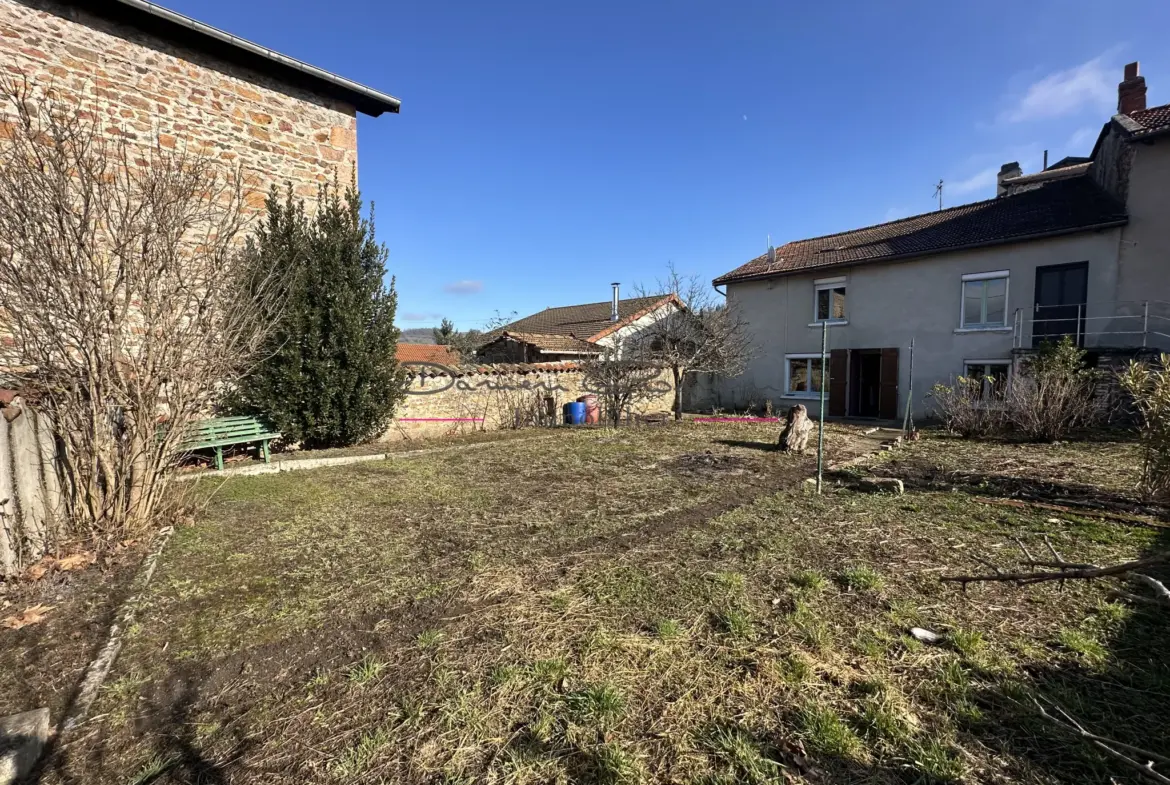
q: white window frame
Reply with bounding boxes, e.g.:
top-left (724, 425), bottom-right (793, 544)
top-left (958, 270), bottom-right (1009, 330)
top-left (963, 358), bottom-right (1012, 401)
top-left (784, 353), bottom-right (825, 398)
top-left (812, 276), bottom-right (848, 325)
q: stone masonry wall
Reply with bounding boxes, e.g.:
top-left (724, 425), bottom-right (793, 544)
top-left (0, 0), bottom-right (359, 210)
top-left (382, 366), bottom-right (676, 442)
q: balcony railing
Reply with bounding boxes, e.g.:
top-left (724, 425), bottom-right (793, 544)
top-left (1011, 300), bottom-right (1170, 351)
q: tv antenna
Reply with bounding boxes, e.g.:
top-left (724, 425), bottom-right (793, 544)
top-left (933, 179), bottom-right (944, 211)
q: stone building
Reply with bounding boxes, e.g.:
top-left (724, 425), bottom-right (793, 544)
top-left (0, 0), bottom-right (400, 208)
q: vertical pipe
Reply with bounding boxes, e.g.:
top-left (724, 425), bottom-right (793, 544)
top-left (1076, 304), bottom-right (1082, 347)
top-left (1143, 301), bottom-right (1149, 348)
top-left (816, 321), bottom-right (827, 495)
top-left (902, 337), bottom-right (915, 436)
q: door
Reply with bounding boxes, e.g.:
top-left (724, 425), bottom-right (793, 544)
top-left (879, 348), bottom-right (899, 419)
top-left (1033, 262), bottom-right (1088, 347)
top-left (851, 350), bottom-right (883, 418)
top-left (828, 349), bottom-right (848, 417)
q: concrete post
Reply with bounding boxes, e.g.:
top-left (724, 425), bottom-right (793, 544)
top-left (35, 412), bottom-right (64, 539)
top-left (0, 419), bottom-right (15, 577)
top-left (9, 408), bottom-right (46, 558)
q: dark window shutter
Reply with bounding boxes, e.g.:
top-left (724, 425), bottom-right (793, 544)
top-left (829, 349), bottom-right (848, 417)
top-left (879, 348), bottom-right (899, 420)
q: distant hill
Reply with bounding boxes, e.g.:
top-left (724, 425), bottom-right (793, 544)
top-left (399, 327), bottom-right (436, 344)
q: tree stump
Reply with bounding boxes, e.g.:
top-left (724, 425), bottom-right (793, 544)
top-left (778, 404), bottom-right (813, 453)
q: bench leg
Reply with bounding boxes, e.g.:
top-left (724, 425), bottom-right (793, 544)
top-left (215, 446), bottom-right (224, 471)
top-left (261, 439), bottom-right (271, 464)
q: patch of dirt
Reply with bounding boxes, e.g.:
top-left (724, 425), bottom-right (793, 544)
top-left (0, 544), bottom-right (147, 720)
top-left (665, 451), bottom-right (755, 478)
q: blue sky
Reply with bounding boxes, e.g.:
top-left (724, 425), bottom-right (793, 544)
top-left (168, 0), bottom-right (1170, 330)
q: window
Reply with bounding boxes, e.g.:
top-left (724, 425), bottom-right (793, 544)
top-left (964, 360), bottom-right (1010, 400)
top-left (786, 354), bottom-right (825, 397)
top-left (960, 271), bottom-right (1008, 328)
top-left (813, 277), bottom-right (847, 323)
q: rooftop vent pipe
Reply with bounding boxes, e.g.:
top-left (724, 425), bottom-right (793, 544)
top-left (610, 283), bottom-right (620, 321)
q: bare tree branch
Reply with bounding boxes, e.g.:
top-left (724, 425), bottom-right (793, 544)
top-left (0, 77), bottom-right (282, 551)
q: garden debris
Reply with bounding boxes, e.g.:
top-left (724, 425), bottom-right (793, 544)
top-left (666, 451), bottom-right (751, 478)
top-left (22, 551), bottom-right (96, 581)
top-left (909, 627), bottom-right (941, 645)
top-left (972, 496), bottom-right (1168, 529)
top-left (2, 604), bottom-right (54, 630)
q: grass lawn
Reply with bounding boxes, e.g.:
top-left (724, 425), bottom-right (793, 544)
top-left (15, 422), bottom-right (1170, 784)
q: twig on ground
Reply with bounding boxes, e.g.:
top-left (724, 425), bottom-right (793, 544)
top-left (1034, 696), bottom-right (1170, 783)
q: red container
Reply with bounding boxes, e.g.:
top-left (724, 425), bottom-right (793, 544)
top-left (577, 394), bottom-right (600, 424)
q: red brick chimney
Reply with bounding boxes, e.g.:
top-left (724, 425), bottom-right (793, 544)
top-left (1118, 61), bottom-right (1147, 115)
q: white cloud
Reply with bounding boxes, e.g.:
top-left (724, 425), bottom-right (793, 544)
top-left (882, 206), bottom-right (909, 222)
top-left (401, 311), bottom-right (444, 322)
top-left (1064, 125), bottom-right (1100, 153)
top-left (443, 279), bottom-right (483, 295)
top-left (999, 56), bottom-right (1115, 124)
top-left (947, 167), bottom-right (999, 197)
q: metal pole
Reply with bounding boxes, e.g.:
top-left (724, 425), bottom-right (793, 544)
top-left (902, 337), bottom-right (915, 436)
top-left (1143, 301), bottom-right (1150, 348)
top-left (816, 321), bottom-right (827, 494)
top-left (1076, 304), bottom-right (1082, 347)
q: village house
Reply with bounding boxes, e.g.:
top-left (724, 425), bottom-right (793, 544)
top-left (708, 62), bottom-right (1170, 420)
top-left (476, 284), bottom-right (683, 363)
top-left (0, 0), bottom-right (400, 208)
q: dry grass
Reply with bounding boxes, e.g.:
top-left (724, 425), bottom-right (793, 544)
top-left (41, 425), bottom-right (1170, 784)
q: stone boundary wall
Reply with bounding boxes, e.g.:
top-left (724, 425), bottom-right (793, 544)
top-left (0, 392), bottom-right (63, 578)
top-left (0, 0), bottom-right (359, 211)
top-left (382, 363), bottom-right (675, 442)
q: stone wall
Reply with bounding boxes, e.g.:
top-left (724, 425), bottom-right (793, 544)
top-left (0, 0), bottom-right (359, 210)
top-left (383, 364), bottom-right (676, 441)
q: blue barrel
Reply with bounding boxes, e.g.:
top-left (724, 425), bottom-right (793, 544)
top-left (563, 401), bottom-right (586, 425)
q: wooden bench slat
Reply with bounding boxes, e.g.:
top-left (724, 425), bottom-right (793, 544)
top-left (166, 415), bottom-right (281, 470)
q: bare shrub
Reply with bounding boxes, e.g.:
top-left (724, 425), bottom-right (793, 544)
top-left (1117, 354), bottom-right (1170, 501)
top-left (0, 79), bottom-right (280, 547)
top-left (1006, 338), bottom-right (1099, 442)
top-left (630, 264), bottom-right (752, 419)
top-left (928, 376), bottom-right (1004, 438)
top-left (581, 349), bottom-right (663, 427)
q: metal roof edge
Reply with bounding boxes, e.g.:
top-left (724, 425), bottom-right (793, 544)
top-left (81, 0), bottom-right (400, 116)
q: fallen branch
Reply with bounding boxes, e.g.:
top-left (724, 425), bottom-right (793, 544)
top-left (1035, 696), bottom-right (1170, 783)
top-left (971, 496), bottom-right (1169, 529)
top-left (942, 552), bottom-right (1170, 587)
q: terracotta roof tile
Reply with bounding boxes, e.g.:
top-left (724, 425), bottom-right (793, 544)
top-left (498, 296), bottom-right (673, 341)
top-left (396, 343), bottom-right (461, 365)
top-left (497, 332), bottom-right (601, 354)
top-left (1130, 103), bottom-right (1170, 137)
top-left (713, 176), bottom-right (1127, 285)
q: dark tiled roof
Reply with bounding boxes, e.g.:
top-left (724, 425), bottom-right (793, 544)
top-left (497, 332), bottom-right (602, 354)
top-left (499, 296), bottom-right (673, 341)
top-left (1130, 103), bottom-right (1170, 137)
top-left (713, 177), bottom-right (1127, 285)
top-left (396, 344), bottom-right (461, 365)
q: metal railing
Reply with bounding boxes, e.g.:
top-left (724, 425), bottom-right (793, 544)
top-left (1012, 300), bottom-right (1170, 351)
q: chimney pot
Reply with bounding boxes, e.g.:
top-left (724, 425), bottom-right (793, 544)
top-left (1118, 61), bottom-right (1147, 115)
top-left (610, 282), bottom-right (620, 322)
top-left (996, 162), bottom-right (1022, 197)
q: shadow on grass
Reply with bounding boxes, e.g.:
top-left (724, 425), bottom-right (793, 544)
top-left (961, 522), bottom-right (1170, 783)
top-left (713, 439), bottom-right (778, 453)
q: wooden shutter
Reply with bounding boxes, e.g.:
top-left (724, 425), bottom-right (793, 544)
top-left (828, 349), bottom-right (848, 417)
top-left (879, 348), bottom-right (899, 420)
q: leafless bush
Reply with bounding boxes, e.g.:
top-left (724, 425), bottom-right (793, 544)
top-left (1006, 338), bottom-right (1099, 442)
top-left (492, 386), bottom-right (556, 429)
top-left (581, 349), bottom-right (663, 427)
top-left (928, 376), bottom-right (1005, 438)
top-left (630, 264), bottom-right (752, 419)
top-left (0, 79), bottom-right (281, 547)
top-left (1117, 353), bottom-right (1170, 501)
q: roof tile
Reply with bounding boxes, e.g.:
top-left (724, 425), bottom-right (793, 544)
top-left (713, 176), bottom-right (1126, 285)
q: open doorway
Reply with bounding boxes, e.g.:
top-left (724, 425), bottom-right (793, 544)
top-left (830, 348), bottom-right (899, 419)
top-left (849, 350), bottom-right (882, 417)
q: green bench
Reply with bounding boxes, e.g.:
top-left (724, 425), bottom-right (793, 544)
top-left (174, 416), bottom-right (281, 471)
